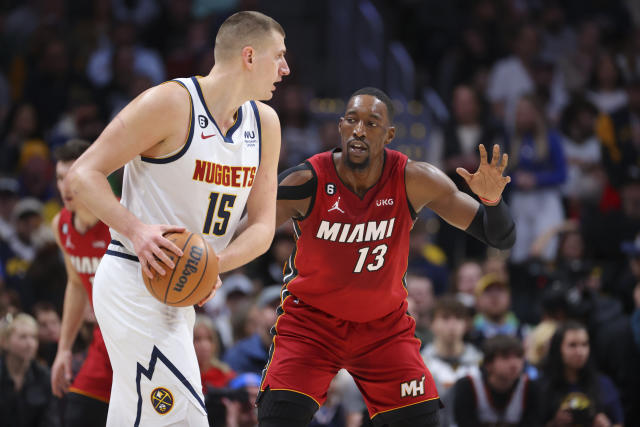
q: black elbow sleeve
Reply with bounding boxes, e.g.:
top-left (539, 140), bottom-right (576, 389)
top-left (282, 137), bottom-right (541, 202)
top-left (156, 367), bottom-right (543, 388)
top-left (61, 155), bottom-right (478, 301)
top-left (465, 199), bottom-right (516, 250)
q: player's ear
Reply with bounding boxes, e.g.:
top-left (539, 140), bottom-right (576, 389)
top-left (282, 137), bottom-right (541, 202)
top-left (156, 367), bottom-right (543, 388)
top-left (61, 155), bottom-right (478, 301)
top-left (385, 126), bottom-right (395, 145)
top-left (241, 46), bottom-right (255, 68)
top-left (338, 117), bottom-right (344, 132)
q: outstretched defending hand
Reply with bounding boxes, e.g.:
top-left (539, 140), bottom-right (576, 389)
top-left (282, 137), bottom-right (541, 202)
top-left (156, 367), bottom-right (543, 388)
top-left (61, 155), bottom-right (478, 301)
top-left (456, 144), bottom-right (511, 205)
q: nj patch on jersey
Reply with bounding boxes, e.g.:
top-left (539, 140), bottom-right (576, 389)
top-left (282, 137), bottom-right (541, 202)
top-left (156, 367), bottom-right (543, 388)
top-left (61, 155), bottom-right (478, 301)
top-left (151, 387), bottom-right (174, 415)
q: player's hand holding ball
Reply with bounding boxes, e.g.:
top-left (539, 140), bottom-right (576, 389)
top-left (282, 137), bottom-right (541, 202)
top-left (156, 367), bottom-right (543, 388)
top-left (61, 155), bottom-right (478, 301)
top-left (137, 227), bottom-right (220, 307)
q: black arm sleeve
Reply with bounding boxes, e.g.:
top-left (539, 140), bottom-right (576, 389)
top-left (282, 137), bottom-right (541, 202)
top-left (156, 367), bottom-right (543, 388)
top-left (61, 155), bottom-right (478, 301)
top-left (464, 199), bottom-right (516, 250)
top-left (277, 163), bottom-right (317, 200)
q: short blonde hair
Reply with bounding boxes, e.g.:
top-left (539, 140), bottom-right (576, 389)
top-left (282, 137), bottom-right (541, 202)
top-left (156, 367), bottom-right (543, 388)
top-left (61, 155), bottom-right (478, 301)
top-left (0, 313), bottom-right (38, 348)
top-left (214, 11), bottom-right (285, 63)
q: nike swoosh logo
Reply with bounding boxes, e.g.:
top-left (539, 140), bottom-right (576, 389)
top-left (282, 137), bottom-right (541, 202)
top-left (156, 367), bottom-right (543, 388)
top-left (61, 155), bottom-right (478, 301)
top-left (201, 132), bottom-right (216, 139)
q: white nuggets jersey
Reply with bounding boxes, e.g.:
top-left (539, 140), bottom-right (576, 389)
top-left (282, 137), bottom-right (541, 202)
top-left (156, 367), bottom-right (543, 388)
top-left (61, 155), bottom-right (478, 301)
top-left (112, 76), bottom-right (261, 253)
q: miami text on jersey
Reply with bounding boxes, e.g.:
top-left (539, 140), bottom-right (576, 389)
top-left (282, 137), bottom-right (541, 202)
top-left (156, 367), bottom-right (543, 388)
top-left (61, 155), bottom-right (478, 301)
top-left (192, 159), bottom-right (256, 188)
top-left (69, 255), bottom-right (101, 274)
top-left (315, 218), bottom-right (396, 243)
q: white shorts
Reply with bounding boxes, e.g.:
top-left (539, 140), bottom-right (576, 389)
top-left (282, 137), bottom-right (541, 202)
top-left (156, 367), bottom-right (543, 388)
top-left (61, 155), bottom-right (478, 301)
top-left (94, 245), bottom-right (209, 426)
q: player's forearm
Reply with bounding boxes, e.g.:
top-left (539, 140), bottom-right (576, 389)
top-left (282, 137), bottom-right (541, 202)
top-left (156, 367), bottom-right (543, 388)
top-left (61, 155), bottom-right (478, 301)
top-left (67, 168), bottom-right (142, 239)
top-left (465, 199), bottom-right (516, 249)
top-left (57, 281), bottom-right (88, 352)
top-left (218, 222), bottom-right (274, 273)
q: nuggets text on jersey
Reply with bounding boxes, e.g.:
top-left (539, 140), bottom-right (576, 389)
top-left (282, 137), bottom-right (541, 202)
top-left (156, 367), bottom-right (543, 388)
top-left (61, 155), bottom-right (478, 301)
top-left (192, 159), bottom-right (256, 188)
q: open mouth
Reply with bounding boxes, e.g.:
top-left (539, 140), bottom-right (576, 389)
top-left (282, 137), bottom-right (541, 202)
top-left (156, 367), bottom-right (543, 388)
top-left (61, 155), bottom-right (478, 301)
top-left (347, 140), bottom-right (368, 154)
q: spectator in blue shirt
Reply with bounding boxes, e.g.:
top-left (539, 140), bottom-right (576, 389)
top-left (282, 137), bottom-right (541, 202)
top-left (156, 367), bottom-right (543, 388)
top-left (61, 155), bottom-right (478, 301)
top-left (507, 95), bottom-right (567, 263)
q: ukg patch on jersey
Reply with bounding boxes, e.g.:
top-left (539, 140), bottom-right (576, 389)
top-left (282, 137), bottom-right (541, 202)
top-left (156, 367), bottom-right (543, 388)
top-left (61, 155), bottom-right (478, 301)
top-left (151, 387), bottom-right (174, 415)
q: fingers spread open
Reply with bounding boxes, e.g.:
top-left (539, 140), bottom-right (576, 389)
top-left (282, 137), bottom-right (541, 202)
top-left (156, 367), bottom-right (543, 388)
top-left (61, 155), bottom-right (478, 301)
top-left (500, 153), bottom-right (509, 172)
top-left (478, 144), bottom-right (488, 164)
top-left (491, 144), bottom-right (500, 166)
top-left (456, 167), bottom-right (473, 182)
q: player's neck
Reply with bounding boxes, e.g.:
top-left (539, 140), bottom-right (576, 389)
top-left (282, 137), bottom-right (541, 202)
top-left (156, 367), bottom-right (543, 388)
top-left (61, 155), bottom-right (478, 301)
top-left (334, 152), bottom-right (384, 198)
top-left (72, 208), bottom-right (99, 233)
top-left (199, 69), bottom-right (248, 134)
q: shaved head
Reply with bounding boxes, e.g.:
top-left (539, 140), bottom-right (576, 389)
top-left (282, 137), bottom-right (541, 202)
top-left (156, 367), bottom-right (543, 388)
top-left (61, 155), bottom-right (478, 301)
top-left (214, 11), bottom-right (285, 63)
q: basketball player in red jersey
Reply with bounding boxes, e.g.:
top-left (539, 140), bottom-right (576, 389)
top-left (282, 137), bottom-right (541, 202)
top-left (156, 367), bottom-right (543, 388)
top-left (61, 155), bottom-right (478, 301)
top-left (257, 87), bottom-right (516, 427)
top-left (50, 139), bottom-right (112, 426)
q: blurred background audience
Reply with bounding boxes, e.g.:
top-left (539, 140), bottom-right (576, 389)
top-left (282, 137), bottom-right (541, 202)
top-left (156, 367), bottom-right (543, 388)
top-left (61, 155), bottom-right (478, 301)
top-left (1, 0), bottom-right (640, 426)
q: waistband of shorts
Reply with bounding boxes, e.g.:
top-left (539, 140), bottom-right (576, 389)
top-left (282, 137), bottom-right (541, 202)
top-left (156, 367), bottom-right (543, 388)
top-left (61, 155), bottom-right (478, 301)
top-left (105, 240), bottom-right (139, 263)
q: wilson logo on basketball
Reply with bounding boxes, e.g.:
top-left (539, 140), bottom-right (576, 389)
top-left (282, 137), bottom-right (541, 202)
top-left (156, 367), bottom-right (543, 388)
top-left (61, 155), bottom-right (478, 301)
top-left (173, 246), bottom-right (203, 292)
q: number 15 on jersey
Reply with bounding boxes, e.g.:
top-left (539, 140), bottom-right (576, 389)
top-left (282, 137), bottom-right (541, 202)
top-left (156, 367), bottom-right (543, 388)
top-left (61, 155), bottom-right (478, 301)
top-left (203, 192), bottom-right (236, 236)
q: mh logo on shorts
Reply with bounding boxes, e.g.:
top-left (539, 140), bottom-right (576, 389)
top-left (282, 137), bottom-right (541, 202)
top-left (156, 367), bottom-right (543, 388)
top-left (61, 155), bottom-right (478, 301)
top-left (400, 375), bottom-right (426, 398)
top-left (151, 387), bottom-right (174, 415)
top-left (173, 246), bottom-right (203, 292)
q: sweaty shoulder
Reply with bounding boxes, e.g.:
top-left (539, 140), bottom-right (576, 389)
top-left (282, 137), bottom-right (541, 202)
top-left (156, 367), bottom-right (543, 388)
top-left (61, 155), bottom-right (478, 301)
top-left (405, 159), bottom-right (456, 212)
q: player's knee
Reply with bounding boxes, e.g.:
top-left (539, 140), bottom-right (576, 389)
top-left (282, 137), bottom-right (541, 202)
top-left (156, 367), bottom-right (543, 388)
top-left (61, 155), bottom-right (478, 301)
top-left (257, 388), bottom-right (318, 427)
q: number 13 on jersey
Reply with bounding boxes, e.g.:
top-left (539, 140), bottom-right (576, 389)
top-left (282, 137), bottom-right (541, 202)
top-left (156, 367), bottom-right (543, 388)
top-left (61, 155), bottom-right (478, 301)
top-left (354, 244), bottom-right (388, 273)
top-left (203, 192), bottom-right (236, 236)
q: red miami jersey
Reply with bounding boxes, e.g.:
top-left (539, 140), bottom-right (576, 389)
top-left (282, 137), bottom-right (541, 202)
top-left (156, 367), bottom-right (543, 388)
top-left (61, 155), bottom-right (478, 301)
top-left (285, 148), bottom-right (415, 322)
top-left (57, 208), bottom-right (111, 306)
top-left (57, 207), bottom-right (113, 402)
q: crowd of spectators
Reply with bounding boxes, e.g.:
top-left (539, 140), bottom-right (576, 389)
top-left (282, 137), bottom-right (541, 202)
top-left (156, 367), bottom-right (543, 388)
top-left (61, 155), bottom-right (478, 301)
top-left (1, 1), bottom-right (640, 426)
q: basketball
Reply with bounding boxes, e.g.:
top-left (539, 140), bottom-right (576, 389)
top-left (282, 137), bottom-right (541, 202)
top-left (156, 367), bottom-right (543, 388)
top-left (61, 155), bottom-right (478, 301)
top-left (142, 231), bottom-right (218, 307)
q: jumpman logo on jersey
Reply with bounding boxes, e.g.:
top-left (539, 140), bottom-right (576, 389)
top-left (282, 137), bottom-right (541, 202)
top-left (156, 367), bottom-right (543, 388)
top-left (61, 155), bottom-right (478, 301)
top-left (65, 234), bottom-right (75, 249)
top-left (328, 197), bottom-right (345, 214)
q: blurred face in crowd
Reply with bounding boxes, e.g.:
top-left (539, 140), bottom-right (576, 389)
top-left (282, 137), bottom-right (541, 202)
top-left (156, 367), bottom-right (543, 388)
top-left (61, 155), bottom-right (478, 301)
top-left (431, 312), bottom-right (466, 345)
top-left (452, 86), bottom-right (479, 125)
top-left (477, 284), bottom-right (510, 321)
top-left (596, 54), bottom-right (619, 90)
top-left (0, 192), bottom-right (18, 221)
top-left (15, 213), bottom-right (42, 243)
top-left (193, 322), bottom-right (218, 369)
top-left (4, 321), bottom-right (38, 363)
top-left (257, 299), bottom-right (279, 345)
top-left (561, 328), bottom-right (590, 372)
top-left (559, 231), bottom-right (584, 261)
top-left (36, 310), bottom-right (61, 344)
top-left (456, 261), bottom-right (482, 295)
top-left (406, 275), bottom-right (434, 317)
top-left (515, 97), bottom-right (540, 135)
top-left (514, 26), bottom-right (539, 62)
top-left (486, 352), bottom-right (524, 388)
top-left (13, 104), bottom-right (38, 137)
top-left (56, 160), bottom-right (75, 211)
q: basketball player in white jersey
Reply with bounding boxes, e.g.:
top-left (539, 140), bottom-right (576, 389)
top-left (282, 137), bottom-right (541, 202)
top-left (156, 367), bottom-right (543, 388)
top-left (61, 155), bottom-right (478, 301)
top-left (66, 11), bottom-right (289, 426)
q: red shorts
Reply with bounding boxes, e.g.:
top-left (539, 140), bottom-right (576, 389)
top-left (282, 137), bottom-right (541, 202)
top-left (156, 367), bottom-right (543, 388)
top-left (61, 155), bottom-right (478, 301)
top-left (69, 325), bottom-right (113, 402)
top-left (260, 295), bottom-right (439, 420)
